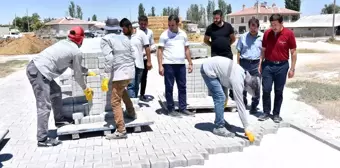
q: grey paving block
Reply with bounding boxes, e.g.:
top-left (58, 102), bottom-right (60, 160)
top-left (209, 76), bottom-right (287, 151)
top-left (184, 154), bottom-right (204, 166)
top-left (113, 161), bottom-right (131, 167)
top-left (190, 148), bottom-right (209, 160)
top-left (131, 159), bottom-right (150, 168)
top-left (72, 112), bottom-right (84, 120)
top-left (167, 155), bottom-right (188, 168)
top-left (149, 157), bottom-right (169, 168)
top-left (124, 165), bottom-right (142, 168)
top-left (261, 122), bottom-right (279, 134)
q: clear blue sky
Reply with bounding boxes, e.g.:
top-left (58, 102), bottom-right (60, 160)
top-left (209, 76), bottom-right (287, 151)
top-left (0, 0), bottom-right (337, 24)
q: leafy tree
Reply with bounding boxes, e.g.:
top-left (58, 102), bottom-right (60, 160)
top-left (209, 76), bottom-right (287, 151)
top-left (285, 0), bottom-right (301, 21)
top-left (207, 0), bottom-right (216, 24)
top-left (151, 6), bottom-right (156, 16)
top-left (139, 3), bottom-right (146, 17)
top-left (68, 1), bottom-right (76, 17)
top-left (187, 4), bottom-right (200, 23)
top-left (321, 3), bottom-right (340, 14)
top-left (218, 0), bottom-right (228, 16)
top-left (200, 5), bottom-right (207, 27)
top-left (12, 13), bottom-right (44, 32)
top-left (76, 5), bottom-right (83, 19)
top-left (227, 4), bottom-right (232, 14)
top-left (92, 14), bottom-right (97, 21)
top-left (162, 7), bottom-right (180, 16)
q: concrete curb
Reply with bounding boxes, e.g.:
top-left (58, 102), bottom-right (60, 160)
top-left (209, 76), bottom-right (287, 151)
top-left (288, 121), bottom-right (340, 151)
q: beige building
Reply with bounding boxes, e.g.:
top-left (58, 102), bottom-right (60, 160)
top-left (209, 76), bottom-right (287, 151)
top-left (227, 2), bottom-right (300, 34)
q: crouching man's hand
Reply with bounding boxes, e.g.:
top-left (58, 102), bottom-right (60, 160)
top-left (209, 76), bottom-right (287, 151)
top-left (84, 87), bottom-right (93, 101)
top-left (101, 77), bottom-right (109, 92)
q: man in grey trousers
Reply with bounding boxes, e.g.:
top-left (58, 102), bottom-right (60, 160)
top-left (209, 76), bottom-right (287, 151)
top-left (26, 26), bottom-right (93, 147)
top-left (200, 56), bottom-right (259, 142)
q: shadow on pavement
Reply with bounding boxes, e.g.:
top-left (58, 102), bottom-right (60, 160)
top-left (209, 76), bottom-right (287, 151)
top-left (138, 102), bottom-right (150, 108)
top-left (0, 153), bottom-right (13, 167)
top-left (0, 139), bottom-right (10, 151)
top-left (194, 122), bottom-right (215, 132)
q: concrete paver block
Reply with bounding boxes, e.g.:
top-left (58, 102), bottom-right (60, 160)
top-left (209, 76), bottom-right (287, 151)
top-left (149, 157), bottom-right (169, 168)
top-left (184, 154), bottom-right (205, 166)
top-left (131, 159), bottom-right (150, 168)
top-left (167, 155), bottom-right (188, 168)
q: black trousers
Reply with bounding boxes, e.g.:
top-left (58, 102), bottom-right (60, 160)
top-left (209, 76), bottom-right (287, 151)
top-left (140, 59), bottom-right (148, 96)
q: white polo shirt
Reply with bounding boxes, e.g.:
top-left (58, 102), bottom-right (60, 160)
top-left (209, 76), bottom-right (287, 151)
top-left (138, 27), bottom-right (155, 60)
top-left (131, 29), bottom-right (150, 69)
top-left (159, 28), bottom-right (189, 64)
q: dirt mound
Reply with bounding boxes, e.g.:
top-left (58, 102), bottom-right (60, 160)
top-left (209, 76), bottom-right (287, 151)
top-left (0, 35), bottom-right (53, 55)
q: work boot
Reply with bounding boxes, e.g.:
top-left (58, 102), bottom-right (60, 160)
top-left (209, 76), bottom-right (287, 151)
top-left (168, 111), bottom-right (182, 118)
top-left (140, 95), bottom-right (148, 101)
top-left (105, 130), bottom-right (127, 140)
top-left (37, 138), bottom-right (62, 147)
top-left (212, 127), bottom-right (235, 137)
top-left (124, 112), bottom-right (137, 120)
top-left (249, 107), bottom-right (258, 115)
top-left (179, 109), bottom-right (195, 116)
top-left (258, 113), bottom-right (270, 121)
top-left (272, 115), bottom-right (283, 123)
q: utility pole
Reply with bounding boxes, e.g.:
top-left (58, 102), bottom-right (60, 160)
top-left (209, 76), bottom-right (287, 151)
top-left (14, 14), bottom-right (17, 29)
top-left (256, 0), bottom-right (259, 19)
top-left (332, 0), bottom-right (336, 39)
top-left (27, 9), bottom-right (30, 32)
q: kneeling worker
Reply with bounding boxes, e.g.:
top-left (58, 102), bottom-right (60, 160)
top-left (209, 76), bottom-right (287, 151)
top-left (26, 26), bottom-right (94, 147)
top-left (201, 56), bottom-right (259, 142)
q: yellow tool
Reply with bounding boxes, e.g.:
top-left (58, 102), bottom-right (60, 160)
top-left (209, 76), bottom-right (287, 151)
top-left (88, 71), bottom-right (97, 76)
top-left (224, 98), bottom-right (228, 108)
top-left (84, 88), bottom-right (93, 101)
top-left (245, 130), bottom-right (255, 143)
top-left (101, 77), bottom-right (109, 92)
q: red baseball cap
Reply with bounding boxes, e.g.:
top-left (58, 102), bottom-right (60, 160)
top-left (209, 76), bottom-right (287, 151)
top-left (68, 26), bottom-right (85, 45)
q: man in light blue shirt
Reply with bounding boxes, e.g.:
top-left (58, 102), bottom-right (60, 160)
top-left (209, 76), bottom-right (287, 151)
top-left (236, 18), bottom-right (263, 114)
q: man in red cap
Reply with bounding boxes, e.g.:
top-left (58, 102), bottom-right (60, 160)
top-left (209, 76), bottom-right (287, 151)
top-left (26, 26), bottom-right (93, 147)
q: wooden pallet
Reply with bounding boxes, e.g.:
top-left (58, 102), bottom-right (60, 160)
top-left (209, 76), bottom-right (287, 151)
top-left (56, 110), bottom-right (154, 140)
top-left (158, 92), bottom-right (237, 112)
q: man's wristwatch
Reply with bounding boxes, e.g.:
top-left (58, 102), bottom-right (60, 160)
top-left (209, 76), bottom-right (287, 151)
top-left (290, 68), bottom-right (295, 72)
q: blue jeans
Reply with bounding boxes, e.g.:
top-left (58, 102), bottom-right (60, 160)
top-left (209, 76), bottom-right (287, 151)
top-left (262, 61), bottom-right (289, 115)
top-left (201, 67), bottom-right (226, 128)
top-left (240, 59), bottom-right (260, 109)
top-left (164, 64), bottom-right (187, 111)
top-left (127, 67), bottom-right (144, 98)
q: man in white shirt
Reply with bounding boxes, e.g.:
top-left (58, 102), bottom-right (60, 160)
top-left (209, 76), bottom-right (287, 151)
top-left (157, 15), bottom-right (194, 117)
top-left (138, 15), bottom-right (156, 101)
top-left (127, 23), bottom-right (151, 98)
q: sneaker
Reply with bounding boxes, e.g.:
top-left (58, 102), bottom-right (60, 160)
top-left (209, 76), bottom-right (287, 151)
top-left (37, 138), bottom-right (62, 147)
top-left (179, 109), bottom-right (195, 116)
top-left (249, 108), bottom-right (258, 115)
top-left (168, 111), bottom-right (182, 118)
top-left (258, 113), bottom-right (270, 121)
top-left (273, 115), bottom-right (283, 123)
top-left (105, 130), bottom-right (127, 140)
top-left (212, 127), bottom-right (235, 137)
top-left (140, 95), bottom-right (148, 101)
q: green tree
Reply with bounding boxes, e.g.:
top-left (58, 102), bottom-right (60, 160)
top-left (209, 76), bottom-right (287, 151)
top-left (207, 0), bottom-right (216, 24)
top-left (162, 8), bottom-right (168, 16)
top-left (92, 14), bottom-right (97, 21)
top-left (12, 13), bottom-right (44, 32)
top-left (226, 4), bottom-right (232, 14)
top-left (151, 6), bottom-right (156, 16)
top-left (285, 0), bottom-right (301, 21)
top-left (218, 0), bottom-right (228, 16)
top-left (138, 3), bottom-right (146, 17)
top-left (68, 1), bottom-right (76, 17)
top-left (174, 7), bottom-right (180, 16)
top-left (321, 3), bottom-right (340, 14)
top-left (200, 5), bottom-right (207, 27)
top-left (187, 4), bottom-right (200, 24)
top-left (76, 5), bottom-right (83, 19)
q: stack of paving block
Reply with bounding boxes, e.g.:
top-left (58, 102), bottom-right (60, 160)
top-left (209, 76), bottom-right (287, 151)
top-left (189, 45), bottom-right (209, 59)
top-left (186, 61), bottom-right (209, 96)
top-left (59, 52), bottom-right (140, 125)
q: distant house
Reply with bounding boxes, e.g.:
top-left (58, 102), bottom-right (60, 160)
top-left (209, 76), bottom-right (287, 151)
top-left (227, 2), bottom-right (300, 33)
top-left (285, 14), bottom-right (340, 37)
top-left (88, 21), bottom-right (105, 31)
top-left (45, 17), bottom-right (95, 37)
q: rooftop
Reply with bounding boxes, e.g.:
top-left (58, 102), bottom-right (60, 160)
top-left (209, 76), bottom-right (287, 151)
top-left (285, 14), bottom-right (340, 28)
top-left (45, 17), bottom-right (94, 25)
top-left (228, 3), bottom-right (300, 16)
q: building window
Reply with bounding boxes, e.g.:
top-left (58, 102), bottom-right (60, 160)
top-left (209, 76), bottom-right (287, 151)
top-left (241, 17), bottom-right (245, 23)
top-left (231, 18), bottom-right (235, 24)
top-left (264, 16), bottom-right (268, 22)
top-left (283, 16), bottom-right (289, 22)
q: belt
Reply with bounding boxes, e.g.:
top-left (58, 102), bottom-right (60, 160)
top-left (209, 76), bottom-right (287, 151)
top-left (240, 59), bottom-right (260, 63)
top-left (264, 60), bottom-right (288, 65)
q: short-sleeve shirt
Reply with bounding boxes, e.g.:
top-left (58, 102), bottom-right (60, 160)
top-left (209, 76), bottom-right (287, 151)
top-left (205, 22), bottom-right (235, 59)
top-left (262, 27), bottom-right (297, 61)
top-left (236, 32), bottom-right (263, 60)
top-left (159, 28), bottom-right (189, 64)
top-left (131, 29), bottom-right (149, 69)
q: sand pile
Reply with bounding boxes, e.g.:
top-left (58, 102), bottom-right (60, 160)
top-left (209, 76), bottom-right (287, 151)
top-left (188, 33), bottom-right (203, 42)
top-left (0, 35), bottom-right (53, 55)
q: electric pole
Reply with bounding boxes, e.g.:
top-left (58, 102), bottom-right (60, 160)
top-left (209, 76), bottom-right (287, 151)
top-left (27, 9), bottom-right (30, 32)
top-left (332, 0), bottom-right (336, 39)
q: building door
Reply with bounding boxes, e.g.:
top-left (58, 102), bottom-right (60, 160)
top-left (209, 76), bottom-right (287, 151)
top-left (239, 26), bottom-right (246, 34)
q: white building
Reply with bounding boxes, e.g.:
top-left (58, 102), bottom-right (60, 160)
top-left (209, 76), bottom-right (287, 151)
top-left (285, 14), bottom-right (340, 37)
top-left (45, 17), bottom-right (95, 37)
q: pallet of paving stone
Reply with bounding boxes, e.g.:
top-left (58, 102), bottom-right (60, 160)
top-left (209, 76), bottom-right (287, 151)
top-left (158, 92), bottom-right (237, 112)
top-left (0, 129), bottom-right (9, 143)
top-left (57, 110), bottom-right (154, 140)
